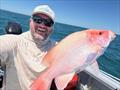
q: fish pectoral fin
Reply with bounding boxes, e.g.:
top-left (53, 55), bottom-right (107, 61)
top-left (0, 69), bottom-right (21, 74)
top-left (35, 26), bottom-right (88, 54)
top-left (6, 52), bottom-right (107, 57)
top-left (55, 72), bottom-right (75, 89)
top-left (89, 60), bottom-right (100, 74)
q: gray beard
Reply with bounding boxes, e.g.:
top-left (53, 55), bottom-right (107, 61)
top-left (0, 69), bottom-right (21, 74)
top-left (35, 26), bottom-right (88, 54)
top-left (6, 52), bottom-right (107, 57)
top-left (31, 32), bottom-right (51, 47)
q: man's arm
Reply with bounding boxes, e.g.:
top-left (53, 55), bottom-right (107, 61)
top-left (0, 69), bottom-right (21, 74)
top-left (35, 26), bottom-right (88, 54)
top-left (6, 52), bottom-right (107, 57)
top-left (0, 35), bottom-right (17, 63)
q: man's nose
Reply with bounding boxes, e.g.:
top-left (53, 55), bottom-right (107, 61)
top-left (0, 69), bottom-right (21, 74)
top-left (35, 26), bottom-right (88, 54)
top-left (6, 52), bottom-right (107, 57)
top-left (38, 22), bottom-right (46, 28)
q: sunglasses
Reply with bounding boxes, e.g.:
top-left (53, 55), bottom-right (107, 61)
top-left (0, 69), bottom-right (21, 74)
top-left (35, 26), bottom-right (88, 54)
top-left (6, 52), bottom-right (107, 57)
top-left (32, 15), bottom-right (54, 27)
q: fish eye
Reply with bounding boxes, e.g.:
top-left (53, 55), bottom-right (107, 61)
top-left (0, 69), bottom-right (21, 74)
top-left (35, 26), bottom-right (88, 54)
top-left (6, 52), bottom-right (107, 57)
top-left (99, 32), bottom-right (102, 35)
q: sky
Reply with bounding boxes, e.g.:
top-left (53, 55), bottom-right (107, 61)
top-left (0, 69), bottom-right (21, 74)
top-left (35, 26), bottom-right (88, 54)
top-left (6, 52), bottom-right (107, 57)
top-left (0, 0), bottom-right (120, 34)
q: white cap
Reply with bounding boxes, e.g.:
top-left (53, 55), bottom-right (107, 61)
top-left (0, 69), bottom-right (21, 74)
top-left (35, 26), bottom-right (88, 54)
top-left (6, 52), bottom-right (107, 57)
top-left (32, 5), bottom-right (55, 21)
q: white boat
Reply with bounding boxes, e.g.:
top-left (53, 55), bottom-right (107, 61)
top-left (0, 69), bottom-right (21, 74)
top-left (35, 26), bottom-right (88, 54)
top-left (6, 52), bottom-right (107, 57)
top-left (78, 66), bottom-right (120, 90)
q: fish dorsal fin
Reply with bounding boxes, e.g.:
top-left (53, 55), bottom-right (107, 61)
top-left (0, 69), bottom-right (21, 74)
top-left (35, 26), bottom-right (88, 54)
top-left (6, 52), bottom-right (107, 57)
top-left (55, 72), bottom-right (75, 89)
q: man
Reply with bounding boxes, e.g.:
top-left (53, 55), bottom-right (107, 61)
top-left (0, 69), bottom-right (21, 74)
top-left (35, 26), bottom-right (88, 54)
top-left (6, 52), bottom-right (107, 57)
top-left (0, 5), bottom-right (78, 90)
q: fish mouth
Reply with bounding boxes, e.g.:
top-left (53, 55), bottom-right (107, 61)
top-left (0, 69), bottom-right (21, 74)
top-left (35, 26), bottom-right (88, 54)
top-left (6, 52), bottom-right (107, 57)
top-left (109, 31), bottom-right (116, 41)
top-left (100, 32), bottom-right (116, 54)
top-left (103, 31), bottom-right (116, 48)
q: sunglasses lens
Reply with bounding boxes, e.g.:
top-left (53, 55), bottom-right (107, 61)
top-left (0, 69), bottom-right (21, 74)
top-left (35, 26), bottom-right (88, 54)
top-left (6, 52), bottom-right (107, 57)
top-left (44, 20), bottom-right (53, 27)
top-left (32, 15), bottom-right (54, 27)
top-left (32, 16), bottom-right (42, 23)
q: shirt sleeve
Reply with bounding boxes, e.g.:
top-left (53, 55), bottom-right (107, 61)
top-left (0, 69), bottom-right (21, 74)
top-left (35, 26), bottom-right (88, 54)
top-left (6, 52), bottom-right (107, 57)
top-left (0, 35), bottom-right (18, 64)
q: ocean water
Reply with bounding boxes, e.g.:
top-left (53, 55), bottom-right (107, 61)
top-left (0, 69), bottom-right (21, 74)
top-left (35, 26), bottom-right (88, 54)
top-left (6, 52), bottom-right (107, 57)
top-left (0, 9), bottom-right (120, 79)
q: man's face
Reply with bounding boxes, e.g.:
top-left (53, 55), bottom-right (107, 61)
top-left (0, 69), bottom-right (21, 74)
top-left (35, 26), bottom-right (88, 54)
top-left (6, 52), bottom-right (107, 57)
top-left (30, 13), bottom-right (54, 40)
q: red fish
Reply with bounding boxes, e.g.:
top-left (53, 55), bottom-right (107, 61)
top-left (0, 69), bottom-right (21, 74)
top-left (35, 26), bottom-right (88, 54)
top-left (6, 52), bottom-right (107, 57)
top-left (30, 29), bottom-right (115, 90)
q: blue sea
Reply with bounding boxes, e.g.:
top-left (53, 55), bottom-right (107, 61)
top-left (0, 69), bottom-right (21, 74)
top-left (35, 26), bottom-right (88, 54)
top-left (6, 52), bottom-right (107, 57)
top-left (0, 9), bottom-right (120, 79)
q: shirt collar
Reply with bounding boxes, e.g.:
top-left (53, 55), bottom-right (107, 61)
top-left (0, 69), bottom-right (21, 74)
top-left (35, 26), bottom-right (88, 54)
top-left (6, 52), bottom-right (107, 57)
top-left (22, 31), bottom-right (50, 47)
